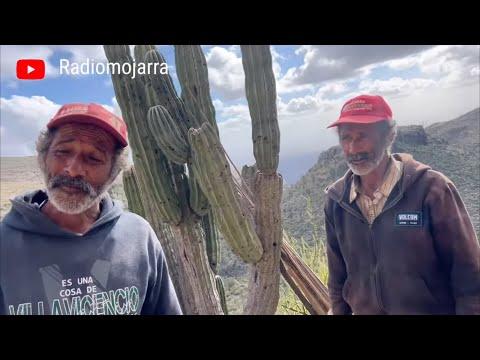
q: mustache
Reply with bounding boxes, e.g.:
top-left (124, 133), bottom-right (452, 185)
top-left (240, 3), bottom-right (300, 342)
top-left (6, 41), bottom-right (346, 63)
top-left (347, 152), bottom-right (371, 162)
top-left (49, 175), bottom-right (96, 196)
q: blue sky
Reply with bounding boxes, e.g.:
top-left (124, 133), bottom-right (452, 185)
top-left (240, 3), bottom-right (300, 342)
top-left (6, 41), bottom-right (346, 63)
top-left (1, 45), bottom-right (479, 183)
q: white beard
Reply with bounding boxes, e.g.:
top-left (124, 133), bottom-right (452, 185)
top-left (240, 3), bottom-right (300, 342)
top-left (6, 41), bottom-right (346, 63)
top-left (42, 170), bottom-right (113, 215)
top-left (46, 186), bottom-right (106, 215)
top-left (347, 145), bottom-right (388, 176)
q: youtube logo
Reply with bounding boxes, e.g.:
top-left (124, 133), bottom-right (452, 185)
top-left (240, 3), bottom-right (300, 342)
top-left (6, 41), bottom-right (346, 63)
top-left (16, 59), bottom-right (45, 80)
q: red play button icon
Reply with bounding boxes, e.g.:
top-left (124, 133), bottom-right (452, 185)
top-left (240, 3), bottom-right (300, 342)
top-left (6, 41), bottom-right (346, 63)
top-left (16, 59), bottom-right (45, 80)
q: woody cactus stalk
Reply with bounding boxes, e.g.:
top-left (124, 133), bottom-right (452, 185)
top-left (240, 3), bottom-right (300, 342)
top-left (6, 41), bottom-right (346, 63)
top-left (123, 167), bottom-right (145, 219)
top-left (241, 45), bottom-right (283, 314)
top-left (186, 46), bottom-right (283, 314)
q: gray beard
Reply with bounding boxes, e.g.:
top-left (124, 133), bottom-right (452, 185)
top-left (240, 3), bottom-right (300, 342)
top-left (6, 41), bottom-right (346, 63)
top-left (46, 186), bottom-right (106, 215)
top-left (44, 173), bottom-right (112, 215)
top-left (347, 146), bottom-right (388, 176)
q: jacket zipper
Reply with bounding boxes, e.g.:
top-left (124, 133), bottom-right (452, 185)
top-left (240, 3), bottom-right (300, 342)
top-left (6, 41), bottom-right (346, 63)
top-left (336, 191), bottom-right (404, 314)
top-left (368, 191), bottom-right (404, 314)
top-left (369, 224), bottom-right (385, 313)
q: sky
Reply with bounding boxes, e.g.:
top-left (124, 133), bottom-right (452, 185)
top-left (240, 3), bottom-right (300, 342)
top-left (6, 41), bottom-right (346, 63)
top-left (1, 45), bottom-right (479, 184)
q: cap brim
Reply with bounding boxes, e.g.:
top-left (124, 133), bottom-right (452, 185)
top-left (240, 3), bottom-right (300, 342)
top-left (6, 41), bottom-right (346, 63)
top-left (327, 115), bottom-right (391, 128)
top-left (48, 114), bottom-right (128, 147)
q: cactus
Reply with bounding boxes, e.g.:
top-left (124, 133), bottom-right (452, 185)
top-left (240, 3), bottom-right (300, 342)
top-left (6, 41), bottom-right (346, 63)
top-left (105, 44), bottom-right (284, 315)
top-left (188, 122), bottom-right (263, 263)
top-left (241, 46), bottom-right (284, 314)
top-left (187, 163), bottom-right (210, 217)
top-left (241, 164), bottom-right (257, 195)
top-left (175, 46), bottom-right (218, 134)
top-left (105, 45), bottom-right (222, 315)
top-left (201, 210), bottom-right (219, 272)
top-left (148, 105), bottom-right (190, 164)
top-left (215, 275), bottom-right (228, 315)
top-left (241, 45), bottom-right (280, 175)
top-left (123, 167), bottom-right (145, 218)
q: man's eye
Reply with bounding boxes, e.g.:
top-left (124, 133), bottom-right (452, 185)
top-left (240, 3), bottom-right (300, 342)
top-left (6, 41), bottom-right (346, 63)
top-left (55, 150), bottom-right (69, 155)
top-left (88, 156), bottom-right (102, 163)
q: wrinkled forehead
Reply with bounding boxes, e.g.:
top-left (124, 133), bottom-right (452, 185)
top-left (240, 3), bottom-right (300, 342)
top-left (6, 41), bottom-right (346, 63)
top-left (338, 123), bottom-right (378, 136)
top-left (52, 123), bottom-right (117, 153)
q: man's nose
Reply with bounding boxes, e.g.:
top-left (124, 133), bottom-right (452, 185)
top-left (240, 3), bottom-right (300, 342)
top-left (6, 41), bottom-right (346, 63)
top-left (348, 140), bottom-right (358, 153)
top-left (64, 155), bottom-right (86, 178)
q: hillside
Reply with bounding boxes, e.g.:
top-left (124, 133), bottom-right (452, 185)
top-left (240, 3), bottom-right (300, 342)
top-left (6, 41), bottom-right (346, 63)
top-left (1, 108), bottom-right (478, 313)
top-left (282, 108), bottom-right (480, 243)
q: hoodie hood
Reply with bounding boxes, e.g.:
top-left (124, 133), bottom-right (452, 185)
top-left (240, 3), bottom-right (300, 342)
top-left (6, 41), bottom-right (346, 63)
top-left (2, 189), bottom-right (124, 238)
top-left (325, 153), bottom-right (432, 203)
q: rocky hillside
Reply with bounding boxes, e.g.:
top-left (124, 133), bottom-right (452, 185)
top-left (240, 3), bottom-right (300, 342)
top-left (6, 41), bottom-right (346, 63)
top-left (282, 108), bottom-right (480, 243)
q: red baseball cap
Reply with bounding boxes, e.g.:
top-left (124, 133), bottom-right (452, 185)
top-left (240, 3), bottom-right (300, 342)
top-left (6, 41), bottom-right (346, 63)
top-left (327, 95), bottom-right (393, 128)
top-left (47, 103), bottom-right (128, 147)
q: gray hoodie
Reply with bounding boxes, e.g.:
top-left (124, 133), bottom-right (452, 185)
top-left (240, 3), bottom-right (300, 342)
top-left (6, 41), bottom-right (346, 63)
top-left (0, 189), bottom-right (182, 315)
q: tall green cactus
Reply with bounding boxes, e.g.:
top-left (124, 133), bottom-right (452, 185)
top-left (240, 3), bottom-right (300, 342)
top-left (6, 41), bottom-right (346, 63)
top-left (241, 45), bottom-right (280, 175)
top-left (105, 45), bottom-right (224, 315)
top-left (241, 46), bottom-right (284, 314)
top-left (175, 46), bottom-right (218, 134)
top-left (188, 122), bottom-right (263, 263)
top-left (106, 44), bottom-right (284, 315)
top-left (148, 105), bottom-right (190, 164)
top-left (201, 210), bottom-right (219, 272)
top-left (123, 167), bottom-right (145, 219)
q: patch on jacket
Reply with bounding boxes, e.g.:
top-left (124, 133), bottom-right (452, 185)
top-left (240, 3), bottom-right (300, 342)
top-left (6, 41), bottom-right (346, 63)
top-left (395, 212), bottom-right (423, 226)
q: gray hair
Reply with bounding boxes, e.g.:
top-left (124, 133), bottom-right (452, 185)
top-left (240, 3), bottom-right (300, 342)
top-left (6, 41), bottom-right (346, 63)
top-left (36, 127), bottom-right (130, 185)
top-left (376, 119), bottom-right (397, 155)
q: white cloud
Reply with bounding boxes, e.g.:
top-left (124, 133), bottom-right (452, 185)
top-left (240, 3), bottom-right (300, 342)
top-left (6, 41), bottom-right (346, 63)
top-left (284, 95), bottom-right (320, 113)
top-left (0, 95), bottom-right (123, 157)
top-left (215, 95), bottom-right (340, 169)
top-left (206, 46), bottom-right (245, 100)
top-left (0, 45), bottom-right (58, 80)
top-left (217, 107), bottom-right (254, 168)
top-left (385, 45), bottom-right (480, 88)
top-left (387, 81), bottom-right (479, 127)
top-left (358, 77), bottom-right (438, 98)
top-left (227, 45), bottom-right (241, 55)
top-left (386, 56), bottom-right (419, 71)
top-left (111, 97), bottom-right (122, 117)
top-left (278, 45), bottom-right (433, 88)
top-left (316, 81), bottom-right (349, 98)
top-left (270, 46), bottom-right (283, 80)
top-left (55, 45), bottom-right (107, 64)
top-left (216, 77), bottom-right (479, 178)
top-left (0, 95), bottom-right (60, 156)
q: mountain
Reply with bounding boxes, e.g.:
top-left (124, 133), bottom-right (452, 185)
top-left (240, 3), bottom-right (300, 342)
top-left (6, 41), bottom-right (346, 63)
top-left (1, 108), bottom-right (478, 314)
top-left (282, 107), bottom-right (480, 243)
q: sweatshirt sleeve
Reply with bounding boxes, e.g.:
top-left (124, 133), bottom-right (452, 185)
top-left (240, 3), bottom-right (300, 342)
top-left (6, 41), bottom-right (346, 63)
top-left (324, 202), bottom-right (352, 315)
top-left (427, 178), bottom-right (480, 315)
top-left (141, 227), bottom-right (183, 315)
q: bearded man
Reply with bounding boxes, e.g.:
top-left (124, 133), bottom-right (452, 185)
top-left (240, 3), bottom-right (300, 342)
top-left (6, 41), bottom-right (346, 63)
top-left (1, 103), bottom-right (182, 315)
top-left (324, 95), bottom-right (479, 315)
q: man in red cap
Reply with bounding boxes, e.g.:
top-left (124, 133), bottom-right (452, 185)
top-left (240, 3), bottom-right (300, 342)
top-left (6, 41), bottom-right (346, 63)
top-left (0, 103), bottom-right (182, 315)
top-left (324, 95), bottom-right (479, 315)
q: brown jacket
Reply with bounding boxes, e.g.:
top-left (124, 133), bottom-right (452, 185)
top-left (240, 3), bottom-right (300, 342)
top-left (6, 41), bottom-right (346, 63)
top-left (324, 153), bottom-right (480, 314)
